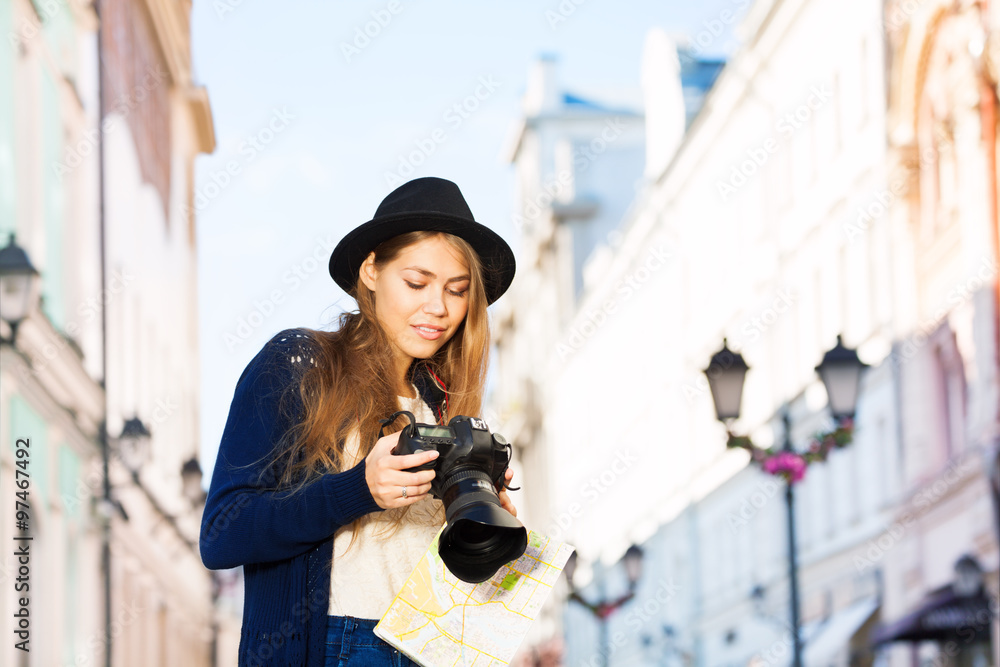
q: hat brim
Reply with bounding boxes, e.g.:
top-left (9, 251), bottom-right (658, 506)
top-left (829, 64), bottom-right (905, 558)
top-left (329, 212), bottom-right (516, 306)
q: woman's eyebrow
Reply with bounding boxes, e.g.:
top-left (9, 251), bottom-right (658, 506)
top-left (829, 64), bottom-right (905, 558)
top-left (403, 266), bottom-right (470, 282)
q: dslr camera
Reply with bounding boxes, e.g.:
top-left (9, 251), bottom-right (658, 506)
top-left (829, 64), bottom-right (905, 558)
top-left (381, 411), bottom-right (527, 583)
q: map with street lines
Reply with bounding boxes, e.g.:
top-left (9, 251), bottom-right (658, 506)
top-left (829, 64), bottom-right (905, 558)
top-left (374, 529), bottom-right (574, 667)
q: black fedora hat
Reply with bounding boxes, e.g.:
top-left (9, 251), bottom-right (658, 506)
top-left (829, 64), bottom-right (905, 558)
top-left (329, 177), bottom-right (516, 305)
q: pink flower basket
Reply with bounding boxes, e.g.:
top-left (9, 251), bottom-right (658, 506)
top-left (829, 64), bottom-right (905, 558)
top-left (762, 451), bottom-right (808, 483)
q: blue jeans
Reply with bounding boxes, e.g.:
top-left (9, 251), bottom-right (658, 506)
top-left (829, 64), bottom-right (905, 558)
top-left (324, 616), bottom-right (420, 667)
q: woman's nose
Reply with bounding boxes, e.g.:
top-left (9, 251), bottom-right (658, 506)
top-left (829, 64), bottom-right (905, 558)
top-left (422, 291), bottom-right (447, 315)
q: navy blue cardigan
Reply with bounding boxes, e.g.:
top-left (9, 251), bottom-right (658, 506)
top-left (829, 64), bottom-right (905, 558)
top-left (200, 328), bottom-right (447, 666)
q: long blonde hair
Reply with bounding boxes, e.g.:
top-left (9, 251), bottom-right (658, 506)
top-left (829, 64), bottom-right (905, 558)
top-left (268, 231), bottom-right (491, 537)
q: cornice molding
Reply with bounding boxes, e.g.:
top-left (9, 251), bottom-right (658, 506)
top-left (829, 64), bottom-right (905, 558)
top-left (187, 85), bottom-right (216, 155)
top-left (4, 311), bottom-right (105, 435)
top-left (140, 0), bottom-right (191, 87)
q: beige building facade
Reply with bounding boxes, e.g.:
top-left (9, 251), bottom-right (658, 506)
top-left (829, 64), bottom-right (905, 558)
top-left (876, 0), bottom-right (1000, 664)
top-left (0, 0), bottom-right (225, 664)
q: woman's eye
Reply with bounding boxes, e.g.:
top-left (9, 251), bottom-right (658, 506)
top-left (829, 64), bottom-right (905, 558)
top-left (407, 280), bottom-right (467, 297)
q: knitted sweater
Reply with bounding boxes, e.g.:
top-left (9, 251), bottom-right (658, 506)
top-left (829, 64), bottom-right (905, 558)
top-left (199, 328), bottom-right (448, 666)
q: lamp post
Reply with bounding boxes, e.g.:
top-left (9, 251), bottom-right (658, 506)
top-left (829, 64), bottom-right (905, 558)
top-left (97, 414), bottom-right (152, 666)
top-left (0, 233), bottom-right (40, 346)
top-left (565, 545), bottom-right (644, 667)
top-left (704, 335), bottom-right (866, 667)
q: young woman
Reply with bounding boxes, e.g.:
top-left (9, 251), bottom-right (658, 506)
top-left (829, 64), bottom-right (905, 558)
top-left (200, 177), bottom-right (518, 666)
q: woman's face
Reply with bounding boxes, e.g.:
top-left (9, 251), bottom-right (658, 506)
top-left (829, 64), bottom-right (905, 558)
top-left (360, 234), bottom-right (471, 378)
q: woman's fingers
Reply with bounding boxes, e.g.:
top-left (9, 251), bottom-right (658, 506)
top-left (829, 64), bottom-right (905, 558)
top-left (496, 467), bottom-right (515, 491)
top-left (386, 449), bottom-right (439, 471)
top-left (368, 475), bottom-right (435, 509)
top-left (366, 430), bottom-right (442, 509)
top-left (382, 468), bottom-right (436, 488)
top-left (498, 488), bottom-right (518, 517)
top-left (496, 469), bottom-right (517, 517)
top-left (372, 480), bottom-right (435, 508)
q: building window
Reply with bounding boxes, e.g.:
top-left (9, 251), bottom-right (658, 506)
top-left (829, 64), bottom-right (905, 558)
top-left (931, 327), bottom-right (966, 459)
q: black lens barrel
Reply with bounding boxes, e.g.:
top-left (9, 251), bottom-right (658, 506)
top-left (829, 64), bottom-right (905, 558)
top-left (437, 468), bottom-right (527, 583)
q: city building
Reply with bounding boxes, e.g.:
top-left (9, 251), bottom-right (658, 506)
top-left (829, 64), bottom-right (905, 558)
top-left (0, 0), bottom-right (225, 664)
top-left (490, 52), bottom-right (646, 663)
top-left (874, 0), bottom-right (1000, 663)
top-left (491, 41), bottom-right (720, 663)
top-left (493, 0), bottom-right (999, 665)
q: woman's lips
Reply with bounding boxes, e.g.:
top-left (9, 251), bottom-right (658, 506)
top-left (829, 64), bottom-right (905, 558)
top-left (411, 325), bottom-right (443, 340)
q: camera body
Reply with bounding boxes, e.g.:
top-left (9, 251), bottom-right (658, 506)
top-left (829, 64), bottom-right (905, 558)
top-left (390, 414), bottom-right (511, 497)
top-left (381, 411), bottom-right (527, 583)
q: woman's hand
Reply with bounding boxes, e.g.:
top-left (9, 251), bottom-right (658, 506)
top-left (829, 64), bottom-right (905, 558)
top-left (365, 431), bottom-right (439, 509)
top-left (497, 468), bottom-right (518, 518)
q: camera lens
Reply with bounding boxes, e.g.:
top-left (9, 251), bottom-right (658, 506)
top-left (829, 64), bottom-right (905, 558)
top-left (456, 522), bottom-right (493, 546)
top-left (437, 470), bottom-right (527, 584)
top-left (451, 522), bottom-right (509, 557)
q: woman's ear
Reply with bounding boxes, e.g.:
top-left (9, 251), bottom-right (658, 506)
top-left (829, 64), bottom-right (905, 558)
top-left (359, 252), bottom-right (378, 292)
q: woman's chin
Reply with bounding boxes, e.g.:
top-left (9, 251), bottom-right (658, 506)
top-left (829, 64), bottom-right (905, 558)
top-left (401, 341), bottom-right (442, 360)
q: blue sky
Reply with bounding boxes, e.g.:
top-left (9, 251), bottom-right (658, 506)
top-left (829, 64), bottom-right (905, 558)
top-left (192, 0), bottom-right (746, 473)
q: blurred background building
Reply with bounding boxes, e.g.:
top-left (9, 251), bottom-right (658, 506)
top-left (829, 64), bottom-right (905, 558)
top-left (2, 0), bottom-right (996, 665)
top-left (0, 0), bottom-right (232, 665)
top-left (492, 0), bottom-right (1000, 665)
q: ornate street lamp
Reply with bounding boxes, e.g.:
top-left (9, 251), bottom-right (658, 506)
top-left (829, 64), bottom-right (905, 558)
top-left (815, 335), bottom-right (867, 422)
top-left (117, 416), bottom-right (152, 474)
top-left (702, 338), bottom-right (749, 422)
top-left (704, 335), bottom-right (866, 667)
top-left (565, 545), bottom-right (645, 667)
top-left (181, 457), bottom-right (205, 504)
top-left (952, 554), bottom-right (985, 598)
top-left (0, 232), bottom-right (40, 345)
top-left (622, 545), bottom-right (644, 587)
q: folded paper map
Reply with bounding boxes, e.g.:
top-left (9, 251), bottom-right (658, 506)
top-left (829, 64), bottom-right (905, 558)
top-left (375, 529), bottom-right (574, 667)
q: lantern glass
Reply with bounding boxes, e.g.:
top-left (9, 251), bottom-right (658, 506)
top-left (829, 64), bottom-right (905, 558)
top-left (704, 339), bottom-right (749, 422)
top-left (707, 366), bottom-right (747, 421)
top-left (564, 551), bottom-right (578, 585)
top-left (815, 336), bottom-right (866, 421)
top-left (118, 436), bottom-right (143, 472)
top-left (953, 555), bottom-right (983, 597)
top-left (118, 418), bottom-right (151, 473)
top-left (181, 458), bottom-right (204, 503)
top-left (817, 363), bottom-right (861, 420)
top-left (0, 234), bottom-right (39, 325)
top-left (623, 545), bottom-right (644, 586)
top-left (0, 273), bottom-right (32, 323)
